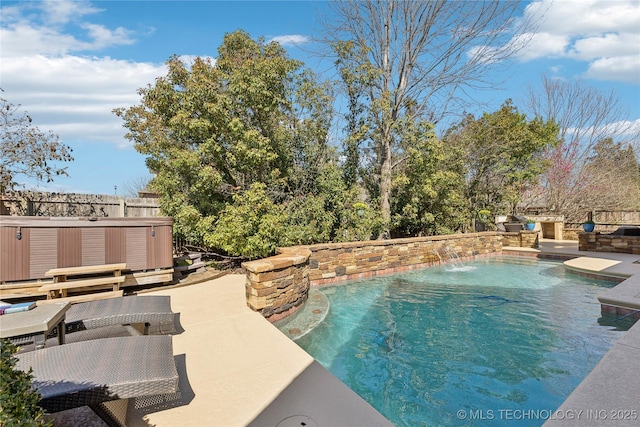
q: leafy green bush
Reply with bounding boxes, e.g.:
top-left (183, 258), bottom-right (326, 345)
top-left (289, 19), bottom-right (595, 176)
top-left (334, 193), bottom-right (384, 242)
top-left (0, 339), bottom-right (51, 426)
top-left (281, 195), bottom-right (335, 246)
top-left (477, 209), bottom-right (492, 221)
top-left (204, 183), bottom-right (287, 259)
top-left (391, 135), bottom-right (469, 237)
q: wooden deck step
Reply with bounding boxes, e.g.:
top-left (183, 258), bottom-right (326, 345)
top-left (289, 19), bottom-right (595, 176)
top-left (0, 289), bottom-right (50, 300)
top-left (1, 280), bottom-right (53, 300)
top-left (45, 263), bottom-right (127, 278)
top-left (36, 290), bottom-right (124, 305)
top-left (38, 276), bottom-right (126, 292)
top-left (1, 280), bottom-right (54, 289)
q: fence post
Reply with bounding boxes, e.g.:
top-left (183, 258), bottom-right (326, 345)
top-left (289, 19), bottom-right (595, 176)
top-left (27, 198), bottom-right (34, 216)
top-left (119, 199), bottom-right (126, 217)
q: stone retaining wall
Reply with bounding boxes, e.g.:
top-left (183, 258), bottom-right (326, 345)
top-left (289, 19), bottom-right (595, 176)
top-left (579, 233), bottom-right (640, 254)
top-left (307, 232), bottom-right (503, 286)
top-left (243, 232), bottom-right (531, 321)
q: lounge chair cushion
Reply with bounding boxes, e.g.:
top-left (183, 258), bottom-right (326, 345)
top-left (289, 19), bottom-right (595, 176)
top-left (16, 335), bottom-right (178, 412)
top-left (65, 295), bottom-right (175, 334)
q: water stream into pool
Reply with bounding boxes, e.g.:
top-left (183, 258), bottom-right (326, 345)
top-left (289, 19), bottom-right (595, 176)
top-left (277, 256), bottom-right (636, 426)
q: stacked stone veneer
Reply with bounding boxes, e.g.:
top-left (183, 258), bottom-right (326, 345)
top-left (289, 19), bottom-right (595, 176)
top-left (242, 247), bottom-right (311, 322)
top-left (579, 232), bottom-right (640, 254)
top-left (307, 232), bottom-right (503, 285)
top-left (501, 230), bottom-right (538, 248)
top-left (563, 228), bottom-right (581, 241)
top-left (244, 232), bottom-right (512, 321)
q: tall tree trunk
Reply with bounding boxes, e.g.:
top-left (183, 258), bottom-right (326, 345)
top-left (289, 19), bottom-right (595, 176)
top-left (379, 138), bottom-right (392, 238)
top-left (377, 1), bottom-right (393, 239)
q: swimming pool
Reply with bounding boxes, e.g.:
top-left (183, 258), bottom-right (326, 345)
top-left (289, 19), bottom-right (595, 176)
top-left (278, 256), bottom-right (635, 426)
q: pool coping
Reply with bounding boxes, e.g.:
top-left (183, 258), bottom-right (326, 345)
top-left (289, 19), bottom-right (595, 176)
top-left (543, 322), bottom-right (640, 426)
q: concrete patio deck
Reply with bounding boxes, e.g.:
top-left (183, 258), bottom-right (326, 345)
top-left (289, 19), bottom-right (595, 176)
top-left (122, 239), bottom-right (640, 426)
top-left (126, 274), bottom-right (392, 427)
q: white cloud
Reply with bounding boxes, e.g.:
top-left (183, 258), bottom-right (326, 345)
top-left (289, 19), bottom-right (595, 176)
top-left (268, 34), bottom-right (309, 46)
top-left (516, 0), bottom-right (640, 84)
top-left (514, 32), bottom-right (569, 61)
top-left (0, 22), bottom-right (80, 56)
top-left (80, 23), bottom-right (135, 49)
top-left (535, 0), bottom-right (639, 35)
top-left (549, 65), bottom-right (564, 74)
top-left (40, 0), bottom-right (102, 26)
top-left (0, 1), bottom-right (164, 150)
top-left (1, 0), bottom-right (135, 57)
top-left (2, 55), bottom-right (166, 148)
top-left (569, 32), bottom-right (640, 61)
top-left (584, 56), bottom-right (640, 84)
top-left (565, 117), bottom-right (640, 142)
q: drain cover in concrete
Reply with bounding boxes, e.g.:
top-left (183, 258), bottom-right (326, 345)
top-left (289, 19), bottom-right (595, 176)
top-left (276, 415), bottom-right (318, 427)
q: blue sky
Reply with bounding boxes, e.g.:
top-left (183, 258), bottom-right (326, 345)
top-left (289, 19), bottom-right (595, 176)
top-left (1, 0), bottom-right (639, 196)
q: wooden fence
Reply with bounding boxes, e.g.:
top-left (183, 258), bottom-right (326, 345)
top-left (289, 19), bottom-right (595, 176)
top-left (0, 191), bottom-right (159, 218)
top-left (591, 210), bottom-right (640, 226)
top-left (564, 210), bottom-right (640, 230)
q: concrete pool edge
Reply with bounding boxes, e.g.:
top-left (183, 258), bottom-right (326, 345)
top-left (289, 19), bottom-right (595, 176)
top-left (542, 320), bottom-right (640, 427)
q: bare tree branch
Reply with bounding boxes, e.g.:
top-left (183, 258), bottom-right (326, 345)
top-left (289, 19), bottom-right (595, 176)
top-left (320, 0), bottom-right (536, 236)
top-left (526, 75), bottom-right (640, 221)
top-left (1, 94), bottom-right (74, 192)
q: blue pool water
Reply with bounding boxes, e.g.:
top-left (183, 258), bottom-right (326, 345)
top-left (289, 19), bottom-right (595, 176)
top-left (285, 257), bottom-right (634, 426)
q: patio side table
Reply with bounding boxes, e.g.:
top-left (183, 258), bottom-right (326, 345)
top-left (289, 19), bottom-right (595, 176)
top-left (0, 302), bottom-right (70, 348)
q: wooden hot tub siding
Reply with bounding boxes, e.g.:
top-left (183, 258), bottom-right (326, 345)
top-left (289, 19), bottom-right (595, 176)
top-left (0, 217), bottom-right (173, 282)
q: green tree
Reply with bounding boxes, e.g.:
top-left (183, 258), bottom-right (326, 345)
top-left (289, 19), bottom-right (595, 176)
top-left (1, 96), bottom-right (73, 193)
top-left (287, 68), bottom-right (337, 198)
top-left (333, 41), bottom-right (377, 188)
top-left (203, 183), bottom-right (286, 259)
top-left (115, 31), bottom-right (316, 247)
top-left (116, 31), bottom-right (383, 258)
top-left (332, 188), bottom-right (385, 242)
top-left (444, 100), bottom-right (559, 220)
top-left (391, 119), bottom-right (467, 236)
top-left (117, 31), bottom-right (298, 210)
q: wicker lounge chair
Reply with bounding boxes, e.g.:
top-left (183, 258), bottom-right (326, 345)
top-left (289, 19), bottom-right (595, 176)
top-left (64, 295), bottom-right (176, 336)
top-left (9, 296), bottom-right (177, 353)
top-left (16, 335), bottom-right (179, 426)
